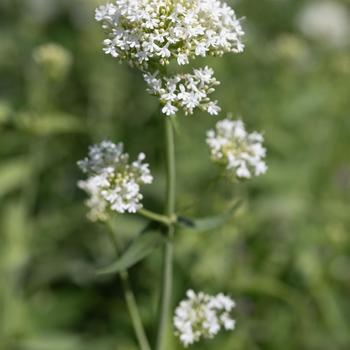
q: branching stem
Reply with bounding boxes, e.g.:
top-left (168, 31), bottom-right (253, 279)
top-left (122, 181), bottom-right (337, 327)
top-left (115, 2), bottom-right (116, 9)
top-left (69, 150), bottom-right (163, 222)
top-left (138, 208), bottom-right (175, 226)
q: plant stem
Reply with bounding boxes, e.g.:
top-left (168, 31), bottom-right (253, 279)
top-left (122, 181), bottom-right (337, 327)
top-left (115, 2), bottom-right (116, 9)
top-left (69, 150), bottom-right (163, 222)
top-left (106, 223), bottom-right (151, 350)
top-left (138, 208), bottom-right (175, 226)
top-left (156, 118), bottom-right (176, 350)
top-left (119, 271), bottom-right (151, 350)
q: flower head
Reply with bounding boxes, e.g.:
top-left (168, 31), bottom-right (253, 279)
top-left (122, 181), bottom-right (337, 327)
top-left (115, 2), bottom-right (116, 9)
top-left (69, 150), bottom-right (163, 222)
top-left (174, 290), bottom-right (236, 347)
top-left (296, 1), bottom-right (350, 48)
top-left (144, 67), bottom-right (221, 116)
top-left (32, 43), bottom-right (73, 80)
top-left (207, 118), bottom-right (267, 179)
top-left (78, 141), bottom-right (153, 221)
top-left (95, 0), bottom-right (244, 70)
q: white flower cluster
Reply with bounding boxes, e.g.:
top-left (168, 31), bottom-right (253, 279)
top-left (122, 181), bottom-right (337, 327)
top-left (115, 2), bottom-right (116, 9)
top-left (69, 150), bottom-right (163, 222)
top-left (174, 290), bottom-right (236, 347)
top-left (296, 1), bottom-right (350, 48)
top-left (32, 43), bottom-right (73, 80)
top-left (144, 66), bottom-right (220, 116)
top-left (95, 0), bottom-right (244, 70)
top-left (207, 118), bottom-right (267, 179)
top-left (78, 141), bottom-right (153, 221)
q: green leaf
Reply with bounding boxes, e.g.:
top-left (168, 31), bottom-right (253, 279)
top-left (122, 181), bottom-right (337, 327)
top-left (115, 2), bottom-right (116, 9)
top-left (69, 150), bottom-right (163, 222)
top-left (177, 200), bottom-right (243, 232)
top-left (0, 158), bottom-right (33, 197)
top-left (97, 230), bottom-right (164, 275)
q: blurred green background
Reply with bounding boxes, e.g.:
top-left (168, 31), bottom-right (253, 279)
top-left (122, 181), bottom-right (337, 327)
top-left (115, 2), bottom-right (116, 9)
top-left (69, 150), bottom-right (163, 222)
top-left (1, 0), bottom-right (350, 349)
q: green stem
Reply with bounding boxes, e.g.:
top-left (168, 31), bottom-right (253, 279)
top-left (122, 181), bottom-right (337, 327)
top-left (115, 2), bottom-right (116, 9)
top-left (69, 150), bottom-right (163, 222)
top-left (156, 118), bottom-right (176, 350)
top-left (119, 271), bottom-right (151, 350)
top-left (138, 208), bottom-right (175, 226)
top-left (106, 223), bottom-right (151, 350)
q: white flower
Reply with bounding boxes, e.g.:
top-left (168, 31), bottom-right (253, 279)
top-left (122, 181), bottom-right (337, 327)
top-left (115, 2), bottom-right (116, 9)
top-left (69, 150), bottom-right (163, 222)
top-left (158, 45), bottom-right (171, 58)
top-left (194, 66), bottom-right (215, 84)
top-left (162, 102), bottom-right (178, 116)
top-left (144, 66), bottom-right (220, 116)
top-left (174, 290), bottom-right (236, 347)
top-left (78, 175), bottom-right (109, 222)
top-left (95, 0), bottom-right (245, 70)
top-left (207, 118), bottom-right (267, 179)
top-left (143, 71), bottom-right (162, 94)
top-left (95, 4), bottom-right (117, 22)
top-left (177, 53), bottom-right (189, 65)
top-left (78, 141), bottom-right (153, 220)
top-left (195, 42), bottom-right (208, 56)
top-left (207, 101), bottom-right (221, 115)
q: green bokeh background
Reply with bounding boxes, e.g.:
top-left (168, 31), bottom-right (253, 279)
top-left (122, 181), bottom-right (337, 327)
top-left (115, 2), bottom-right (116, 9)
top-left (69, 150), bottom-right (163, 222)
top-left (1, 0), bottom-right (350, 349)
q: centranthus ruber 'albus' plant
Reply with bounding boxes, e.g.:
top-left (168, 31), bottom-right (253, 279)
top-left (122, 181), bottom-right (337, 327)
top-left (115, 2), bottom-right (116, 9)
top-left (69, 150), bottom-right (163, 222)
top-left (77, 0), bottom-right (267, 349)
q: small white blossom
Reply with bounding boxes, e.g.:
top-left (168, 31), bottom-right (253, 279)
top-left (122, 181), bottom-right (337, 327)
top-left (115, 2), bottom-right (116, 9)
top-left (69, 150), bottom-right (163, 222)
top-left (177, 53), bottom-right (189, 65)
top-left (78, 175), bottom-right (109, 222)
top-left (207, 101), bottom-right (221, 115)
top-left (144, 66), bottom-right (220, 116)
top-left (207, 118), bottom-right (267, 179)
top-left (162, 102), bottom-right (178, 116)
top-left (78, 141), bottom-right (153, 220)
top-left (95, 4), bottom-right (117, 22)
top-left (174, 290), bottom-right (236, 347)
top-left (95, 0), bottom-right (245, 70)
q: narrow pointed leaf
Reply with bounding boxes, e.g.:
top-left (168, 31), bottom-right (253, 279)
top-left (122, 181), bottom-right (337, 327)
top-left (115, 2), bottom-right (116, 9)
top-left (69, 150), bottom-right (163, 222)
top-left (177, 200), bottom-right (243, 232)
top-left (97, 230), bottom-right (164, 275)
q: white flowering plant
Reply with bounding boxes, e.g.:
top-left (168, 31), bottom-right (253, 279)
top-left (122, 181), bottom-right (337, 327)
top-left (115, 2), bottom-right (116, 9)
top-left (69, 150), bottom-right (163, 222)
top-left (77, 1), bottom-right (267, 349)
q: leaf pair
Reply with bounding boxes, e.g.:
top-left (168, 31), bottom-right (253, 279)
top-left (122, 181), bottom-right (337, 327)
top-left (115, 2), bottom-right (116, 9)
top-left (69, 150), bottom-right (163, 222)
top-left (98, 200), bottom-right (242, 275)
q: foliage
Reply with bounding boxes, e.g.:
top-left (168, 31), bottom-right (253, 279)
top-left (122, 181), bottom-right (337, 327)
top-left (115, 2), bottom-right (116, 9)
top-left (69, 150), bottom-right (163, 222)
top-left (0, 0), bottom-right (350, 349)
